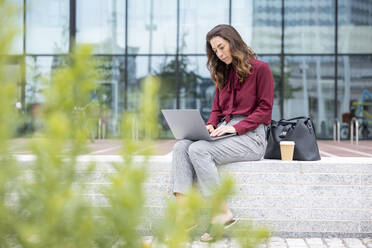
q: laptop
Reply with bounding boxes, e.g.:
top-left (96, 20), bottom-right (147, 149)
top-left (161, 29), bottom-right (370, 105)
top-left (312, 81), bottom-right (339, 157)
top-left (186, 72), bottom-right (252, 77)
top-left (161, 109), bottom-right (236, 141)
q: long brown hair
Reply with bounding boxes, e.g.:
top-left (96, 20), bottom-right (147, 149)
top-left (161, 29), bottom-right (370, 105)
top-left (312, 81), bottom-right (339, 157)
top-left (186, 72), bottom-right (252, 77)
top-left (206, 24), bottom-right (257, 89)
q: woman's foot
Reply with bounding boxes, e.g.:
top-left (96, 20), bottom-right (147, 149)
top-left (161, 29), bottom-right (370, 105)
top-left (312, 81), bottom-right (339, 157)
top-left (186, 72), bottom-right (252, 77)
top-left (211, 209), bottom-right (234, 225)
top-left (200, 232), bottom-right (214, 242)
top-left (200, 210), bottom-right (237, 242)
top-left (199, 220), bottom-right (237, 242)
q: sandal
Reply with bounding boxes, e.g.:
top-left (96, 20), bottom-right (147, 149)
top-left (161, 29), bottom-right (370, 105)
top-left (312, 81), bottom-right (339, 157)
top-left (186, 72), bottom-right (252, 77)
top-left (200, 219), bottom-right (237, 242)
top-left (223, 219), bottom-right (237, 229)
top-left (186, 224), bottom-right (198, 232)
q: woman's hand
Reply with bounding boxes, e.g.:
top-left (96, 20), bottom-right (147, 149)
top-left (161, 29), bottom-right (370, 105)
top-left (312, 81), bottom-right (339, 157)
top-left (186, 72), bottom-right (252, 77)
top-left (206, 124), bottom-right (215, 134)
top-left (210, 125), bottom-right (236, 137)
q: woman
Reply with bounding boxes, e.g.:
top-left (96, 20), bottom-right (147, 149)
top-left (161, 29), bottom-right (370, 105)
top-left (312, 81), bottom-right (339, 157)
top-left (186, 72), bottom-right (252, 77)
top-left (171, 24), bottom-right (274, 241)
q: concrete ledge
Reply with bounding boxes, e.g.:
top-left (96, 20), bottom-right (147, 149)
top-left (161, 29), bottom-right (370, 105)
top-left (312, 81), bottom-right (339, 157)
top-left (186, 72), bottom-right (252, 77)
top-left (15, 155), bottom-right (372, 237)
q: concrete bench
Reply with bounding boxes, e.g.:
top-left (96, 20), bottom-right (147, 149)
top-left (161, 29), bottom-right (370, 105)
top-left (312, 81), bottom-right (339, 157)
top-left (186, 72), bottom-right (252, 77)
top-left (16, 155), bottom-right (372, 238)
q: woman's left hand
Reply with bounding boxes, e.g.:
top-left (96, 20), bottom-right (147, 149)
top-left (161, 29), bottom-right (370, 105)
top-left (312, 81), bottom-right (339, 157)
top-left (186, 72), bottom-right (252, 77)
top-left (210, 125), bottom-right (237, 137)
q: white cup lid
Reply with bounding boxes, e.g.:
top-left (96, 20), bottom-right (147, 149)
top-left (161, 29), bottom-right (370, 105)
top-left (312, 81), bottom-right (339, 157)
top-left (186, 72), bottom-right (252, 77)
top-left (280, 141), bottom-right (295, 145)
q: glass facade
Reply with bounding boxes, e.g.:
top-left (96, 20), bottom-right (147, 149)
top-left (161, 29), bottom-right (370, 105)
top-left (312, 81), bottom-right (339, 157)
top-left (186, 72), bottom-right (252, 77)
top-left (284, 56), bottom-right (335, 138)
top-left (338, 0), bottom-right (372, 53)
top-left (128, 0), bottom-right (177, 55)
top-left (284, 0), bottom-right (335, 53)
top-left (76, 0), bottom-right (126, 54)
top-left (179, 0), bottom-right (229, 54)
top-left (9, 0), bottom-right (24, 54)
top-left (249, 0), bottom-right (282, 54)
top-left (26, 0), bottom-right (69, 54)
top-left (337, 55), bottom-right (372, 139)
top-left (9, 0), bottom-right (372, 139)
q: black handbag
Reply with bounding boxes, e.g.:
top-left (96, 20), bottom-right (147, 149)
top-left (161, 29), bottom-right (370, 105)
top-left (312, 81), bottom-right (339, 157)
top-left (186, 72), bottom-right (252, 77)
top-left (264, 116), bottom-right (321, 161)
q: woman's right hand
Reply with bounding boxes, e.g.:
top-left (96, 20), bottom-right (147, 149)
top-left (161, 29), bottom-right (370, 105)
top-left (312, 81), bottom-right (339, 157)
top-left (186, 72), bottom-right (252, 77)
top-left (206, 124), bottom-right (215, 134)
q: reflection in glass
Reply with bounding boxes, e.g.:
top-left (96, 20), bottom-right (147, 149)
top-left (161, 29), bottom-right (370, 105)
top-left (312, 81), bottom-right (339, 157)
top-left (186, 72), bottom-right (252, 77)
top-left (24, 56), bottom-right (55, 134)
top-left (129, 56), bottom-right (177, 138)
top-left (179, 0), bottom-right (229, 54)
top-left (3, 59), bottom-right (22, 95)
top-left (259, 56), bottom-right (281, 121)
top-left (90, 56), bottom-right (126, 136)
top-left (231, 0), bottom-right (253, 48)
top-left (77, 0), bottom-right (125, 54)
top-left (284, 0), bottom-right (335, 54)
top-left (338, 0), bottom-right (372, 53)
top-left (26, 0), bottom-right (69, 54)
top-left (128, 0), bottom-right (176, 55)
top-left (240, 0), bottom-right (282, 54)
top-left (284, 56), bottom-right (335, 138)
top-left (179, 56), bottom-right (212, 121)
top-left (26, 56), bottom-right (72, 105)
top-left (338, 56), bottom-right (372, 139)
top-left (129, 56), bottom-right (176, 110)
top-left (8, 0), bottom-right (24, 54)
top-left (25, 56), bottom-right (126, 137)
top-left (25, 56), bottom-right (54, 105)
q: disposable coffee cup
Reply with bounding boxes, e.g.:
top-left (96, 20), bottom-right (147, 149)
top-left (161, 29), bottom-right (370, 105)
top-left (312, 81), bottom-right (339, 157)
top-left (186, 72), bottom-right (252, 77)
top-left (280, 141), bottom-right (295, 161)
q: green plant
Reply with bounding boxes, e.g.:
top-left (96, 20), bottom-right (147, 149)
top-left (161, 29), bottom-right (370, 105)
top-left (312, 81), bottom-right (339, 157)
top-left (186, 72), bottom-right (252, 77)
top-left (152, 177), bottom-right (270, 248)
top-left (0, 1), bottom-right (21, 245)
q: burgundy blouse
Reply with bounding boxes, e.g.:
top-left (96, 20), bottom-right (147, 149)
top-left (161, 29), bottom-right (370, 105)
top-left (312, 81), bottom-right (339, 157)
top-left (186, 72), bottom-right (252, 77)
top-left (206, 59), bottom-right (274, 135)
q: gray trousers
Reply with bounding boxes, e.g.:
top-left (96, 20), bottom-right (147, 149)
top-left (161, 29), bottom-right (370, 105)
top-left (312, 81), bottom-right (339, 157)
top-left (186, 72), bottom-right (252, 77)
top-left (171, 115), bottom-right (266, 196)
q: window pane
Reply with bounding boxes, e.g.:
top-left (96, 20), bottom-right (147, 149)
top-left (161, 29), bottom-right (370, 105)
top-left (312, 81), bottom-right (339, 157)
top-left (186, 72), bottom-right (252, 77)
top-left (77, 0), bottom-right (125, 54)
top-left (178, 56), bottom-right (212, 121)
top-left (8, 0), bottom-right (24, 54)
top-left (338, 55), bottom-right (372, 140)
top-left (180, 0), bottom-right (229, 54)
top-left (26, 0), bottom-right (69, 54)
top-left (284, 0), bottom-right (335, 54)
top-left (91, 56), bottom-right (126, 136)
top-left (24, 56), bottom-right (55, 134)
top-left (129, 56), bottom-right (177, 138)
top-left (2, 59), bottom-right (22, 93)
top-left (25, 56), bottom-right (126, 137)
top-left (128, 0), bottom-right (176, 54)
top-left (25, 56), bottom-right (54, 105)
top-left (338, 0), bottom-right (372, 53)
top-left (130, 56), bottom-right (176, 110)
top-left (259, 56), bottom-right (281, 121)
top-left (234, 0), bottom-right (282, 54)
top-left (284, 56), bottom-right (335, 139)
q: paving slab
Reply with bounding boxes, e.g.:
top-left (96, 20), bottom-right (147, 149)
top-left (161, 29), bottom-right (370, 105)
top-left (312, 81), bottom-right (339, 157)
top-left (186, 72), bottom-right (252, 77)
top-left (142, 236), bottom-right (370, 248)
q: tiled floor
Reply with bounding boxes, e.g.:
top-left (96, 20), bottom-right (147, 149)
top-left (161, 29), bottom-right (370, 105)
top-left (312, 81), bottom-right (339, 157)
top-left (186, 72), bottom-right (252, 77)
top-left (143, 236), bottom-right (372, 248)
top-left (317, 140), bottom-right (372, 157)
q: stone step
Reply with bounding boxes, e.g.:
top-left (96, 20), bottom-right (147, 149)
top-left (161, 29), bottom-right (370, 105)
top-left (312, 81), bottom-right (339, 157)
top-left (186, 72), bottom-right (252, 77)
top-left (15, 155), bottom-right (372, 237)
top-left (79, 182), bottom-right (371, 198)
top-left (66, 171), bottom-right (370, 185)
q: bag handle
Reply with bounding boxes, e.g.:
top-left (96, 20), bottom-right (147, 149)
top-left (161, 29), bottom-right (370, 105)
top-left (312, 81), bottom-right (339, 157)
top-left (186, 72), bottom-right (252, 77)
top-left (277, 120), bottom-right (297, 125)
top-left (279, 116), bottom-right (308, 122)
top-left (278, 116), bottom-right (311, 126)
top-left (280, 117), bottom-right (317, 135)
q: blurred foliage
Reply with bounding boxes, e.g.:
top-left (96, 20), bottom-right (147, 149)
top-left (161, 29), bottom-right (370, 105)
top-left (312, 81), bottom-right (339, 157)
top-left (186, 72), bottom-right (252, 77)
top-left (0, 1), bottom-right (270, 247)
top-left (153, 177), bottom-right (270, 248)
top-left (0, 1), bottom-right (21, 246)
